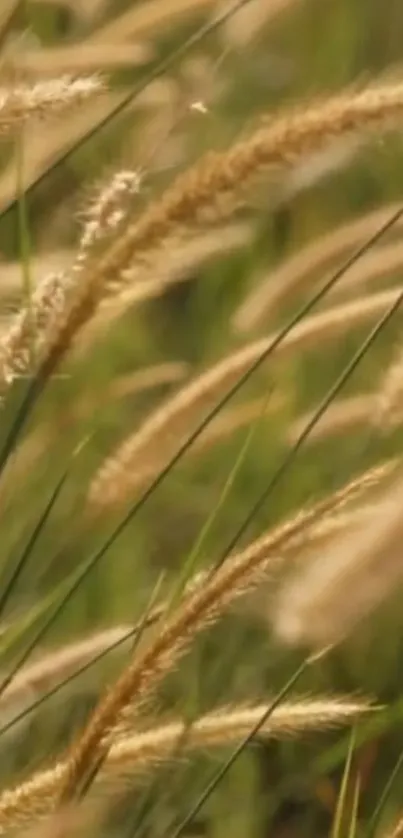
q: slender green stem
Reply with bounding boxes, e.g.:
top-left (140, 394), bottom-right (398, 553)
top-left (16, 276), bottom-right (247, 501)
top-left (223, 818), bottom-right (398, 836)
top-left (169, 657), bottom-right (311, 838)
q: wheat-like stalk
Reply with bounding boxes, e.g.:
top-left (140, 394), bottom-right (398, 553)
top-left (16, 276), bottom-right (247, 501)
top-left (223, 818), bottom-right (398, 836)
top-left (0, 75), bottom-right (105, 134)
top-left (189, 396), bottom-right (283, 455)
top-left (75, 170), bottom-right (142, 271)
top-left (75, 222), bottom-right (253, 355)
top-left (0, 696), bottom-right (370, 834)
top-left (84, 82), bottom-right (403, 286)
top-left (287, 394), bottom-right (375, 446)
top-left (0, 625), bottom-right (132, 710)
top-left (233, 200), bottom-right (403, 331)
top-left (58, 458), bottom-right (395, 800)
top-left (4, 80), bottom-right (402, 405)
top-left (223, 0), bottom-right (299, 46)
top-left (88, 288), bottom-right (399, 510)
top-left (111, 696), bottom-right (372, 770)
top-left (274, 471), bottom-right (403, 650)
top-left (0, 223), bottom-right (249, 398)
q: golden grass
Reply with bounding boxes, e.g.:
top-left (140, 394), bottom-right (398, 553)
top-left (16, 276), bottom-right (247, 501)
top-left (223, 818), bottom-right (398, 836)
top-left (223, 0), bottom-right (299, 46)
top-left (87, 82), bottom-right (403, 285)
top-left (75, 222), bottom-right (253, 354)
top-left (233, 201), bottom-right (403, 332)
top-left (112, 697), bottom-right (372, 767)
top-left (0, 697), bottom-right (370, 834)
top-left (0, 76), bottom-right (106, 135)
top-left (274, 471), bottom-right (403, 650)
top-left (0, 625), bottom-right (132, 710)
top-left (0, 0), bottom-right (401, 832)
top-left (0, 90), bottom-right (123, 214)
top-left (4, 79), bottom-right (402, 408)
top-left (87, 0), bottom-right (224, 44)
top-left (88, 289), bottom-right (399, 510)
top-left (59, 461), bottom-right (392, 800)
top-left (287, 394), bottom-right (375, 446)
top-left (14, 43), bottom-right (153, 76)
top-left (75, 170), bottom-right (142, 272)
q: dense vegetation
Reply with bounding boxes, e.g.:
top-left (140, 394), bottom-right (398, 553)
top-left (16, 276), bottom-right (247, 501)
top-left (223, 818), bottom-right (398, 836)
top-left (0, 1), bottom-right (403, 836)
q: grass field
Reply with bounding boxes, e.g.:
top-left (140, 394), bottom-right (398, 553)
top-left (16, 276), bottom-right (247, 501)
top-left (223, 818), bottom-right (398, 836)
top-left (1, 1), bottom-right (403, 836)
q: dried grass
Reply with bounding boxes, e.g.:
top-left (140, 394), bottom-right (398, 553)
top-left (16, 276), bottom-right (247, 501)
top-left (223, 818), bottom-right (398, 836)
top-left (0, 76), bottom-right (105, 135)
top-left (0, 90), bottom-right (123, 214)
top-left (88, 289), bottom-right (399, 510)
top-left (75, 222), bottom-right (253, 355)
top-left (287, 394), bottom-right (375, 446)
top-left (87, 0), bottom-right (221, 44)
top-left (0, 625), bottom-right (132, 708)
top-left (60, 462), bottom-right (392, 799)
top-left (223, 0), bottom-right (299, 45)
top-left (13, 43), bottom-right (152, 76)
top-left (4, 80), bottom-right (402, 405)
top-left (274, 471), bottom-right (403, 650)
top-left (0, 697), bottom-right (370, 834)
top-left (87, 82), bottom-right (403, 287)
top-left (233, 201), bottom-right (403, 332)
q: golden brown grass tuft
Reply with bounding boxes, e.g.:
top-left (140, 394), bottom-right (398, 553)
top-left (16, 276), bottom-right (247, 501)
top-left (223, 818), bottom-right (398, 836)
top-left (287, 394), bottom-right (375, 446)
top-left (274, 471), bottom-right (403, 650)
top-left (88, 289), bottom-right (399, 510)
top-left (58, 459), bottom-right (393, 801)
top-left (2, 79), bottom-right (402, 404)
top-left (0, 75), bottom-right (106, 135)
top-left (0, 697), bottom-right (371, 834)
top-left (233, 201), bottom-right (403, 331)
top-left (86, 81), bottom-right (403, 286)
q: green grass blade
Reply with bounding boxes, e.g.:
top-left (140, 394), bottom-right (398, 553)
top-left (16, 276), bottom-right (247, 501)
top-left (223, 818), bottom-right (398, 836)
top-left (0, 466), bottom-right (69, 620)
top-left (332, 726), bottom-right (357, 838)
top-left (368, 746), bottom-right (403, 838)
top-left (348, 777), bottom-right (361, 838)
top-left (0, 213), bottom-right (400, 693)
top-left (215, 286), bottom-right (403, 568)
top-left (167, 390), bottom-right (275, 612)
top-left (169, 657), bottom-right (311, 838)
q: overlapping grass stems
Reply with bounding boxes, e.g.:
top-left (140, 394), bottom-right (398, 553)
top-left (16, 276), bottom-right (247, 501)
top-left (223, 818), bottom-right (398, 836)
top-left (2, 159), bottom-right (402, 829)
top-left (2, 2), bottom-right (403, 837)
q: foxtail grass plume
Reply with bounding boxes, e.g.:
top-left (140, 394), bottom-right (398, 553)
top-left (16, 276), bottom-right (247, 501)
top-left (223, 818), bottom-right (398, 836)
top-left (75, 170), bottom-right (142, 271)
top-left (0, 75), bottom-right (105, 135)
top-left (12, 79), bottom-right (403, 400)
top-left (0, 697), bottom-right (371, 834)
top-left (287, 394), bottom-right (375, 446)
top-left (88, 288), bottom-right (400, 510)
top-left (274, 472), bottom-right (403, 650)
top-left (233, 201), bottom-right (403, 332)
top-left (85, 81), bottom-right (403, 288)
top-left (59, 461), bottom-right (392, 801)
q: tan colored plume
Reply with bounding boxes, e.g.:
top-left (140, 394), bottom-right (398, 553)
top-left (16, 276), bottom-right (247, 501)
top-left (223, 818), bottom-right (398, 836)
top-left (0, 75), bottom-right (105, 135)
top-left (274, 471), bottom-right (403, 650)
top-left (0, 697), bottom-right (371, 834)
top-left (88, 288), bottom-right (400, 510)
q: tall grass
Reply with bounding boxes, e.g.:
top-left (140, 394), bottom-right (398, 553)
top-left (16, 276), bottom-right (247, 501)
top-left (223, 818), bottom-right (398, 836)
top-left (1, 2), bottom-right (403, 837)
